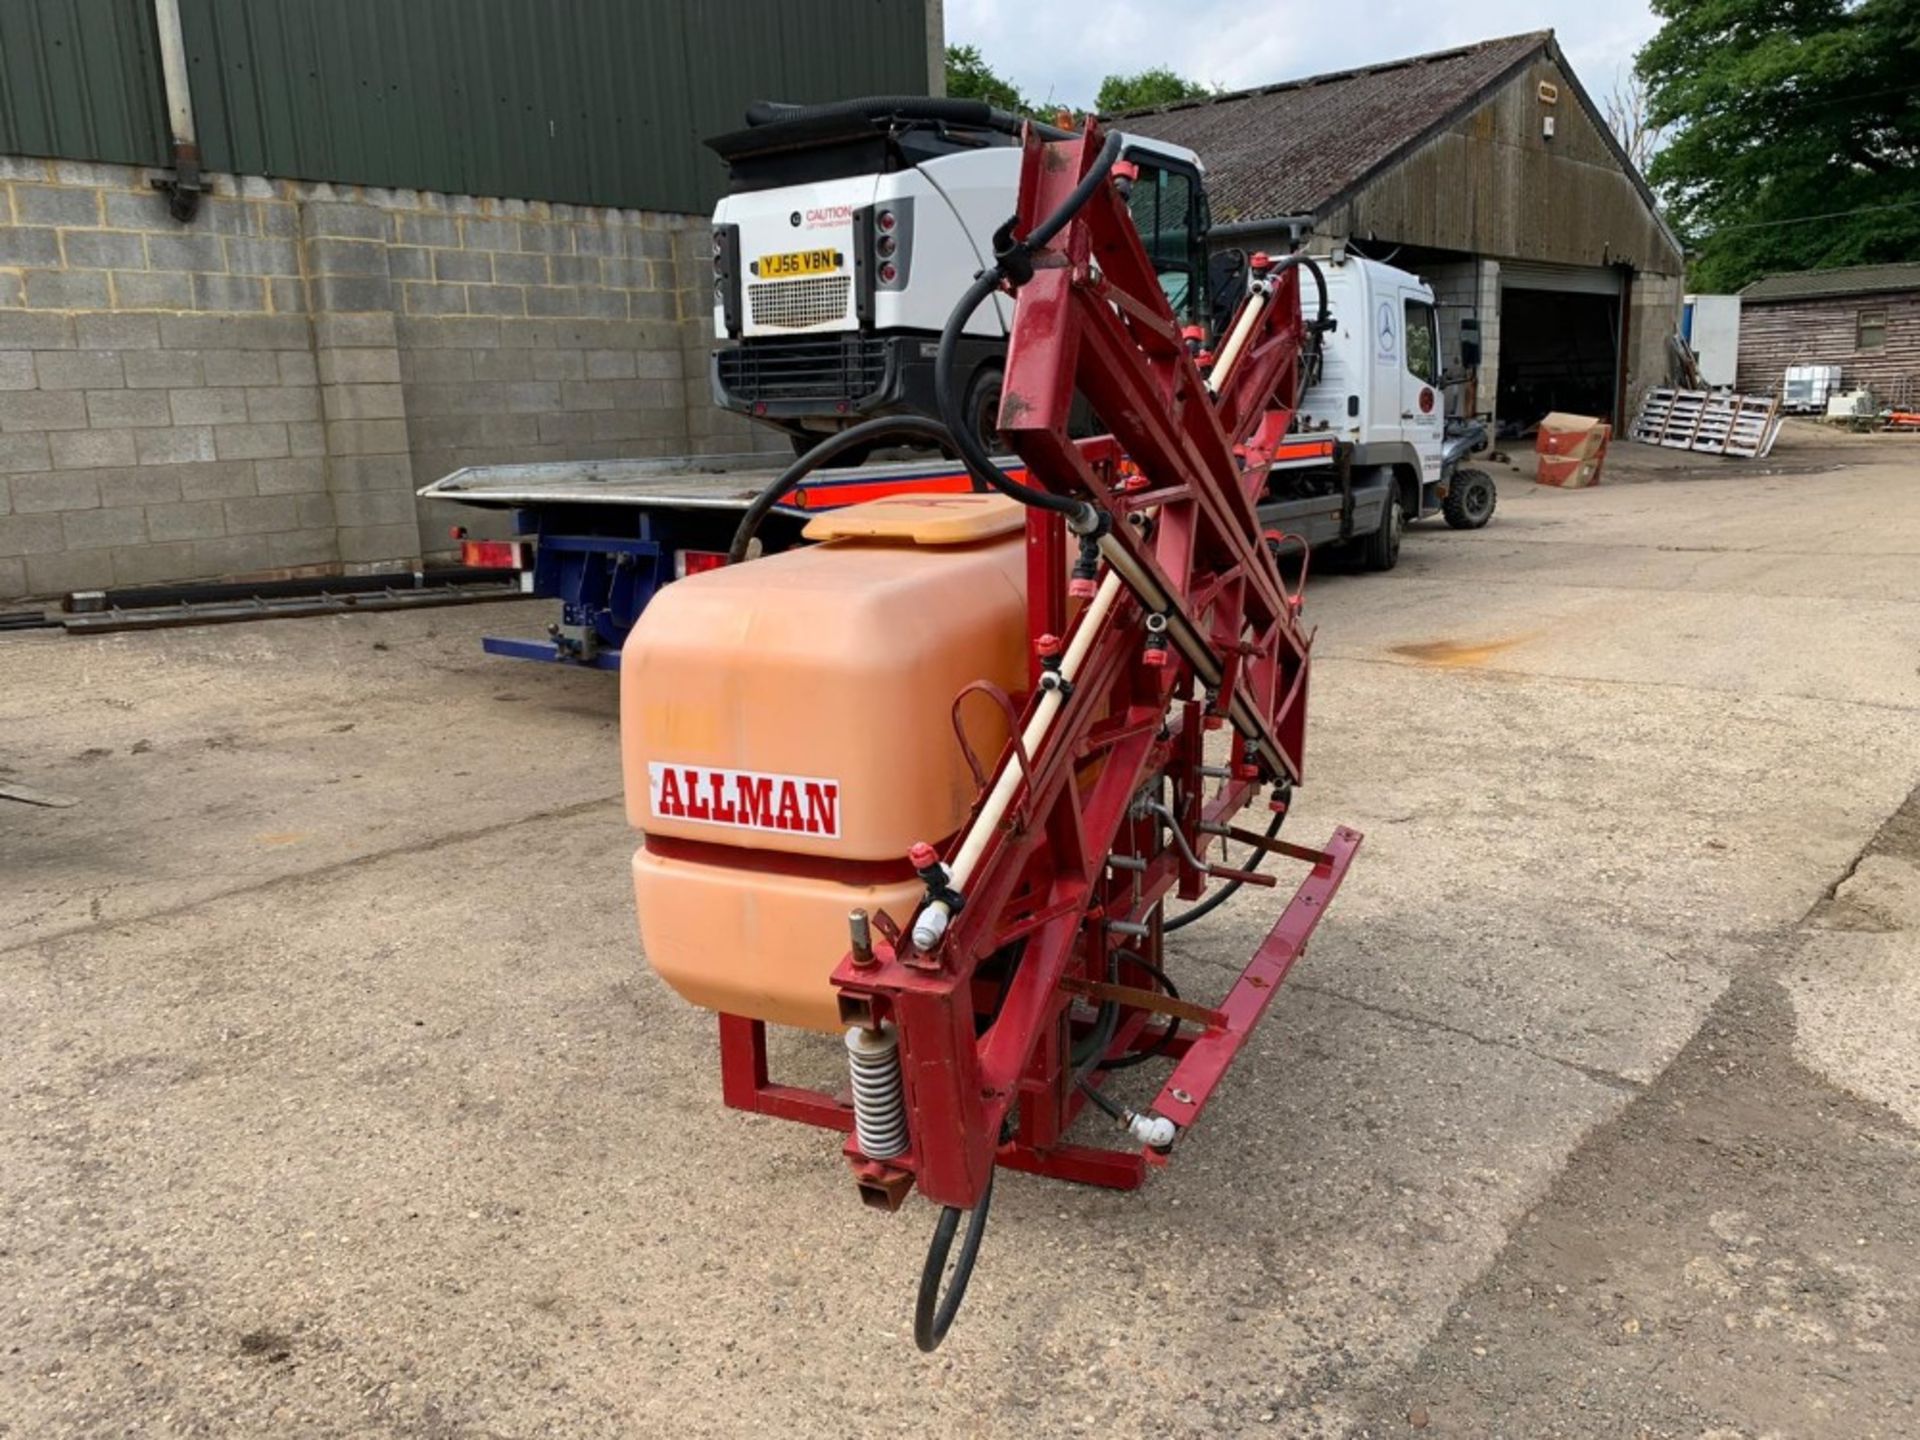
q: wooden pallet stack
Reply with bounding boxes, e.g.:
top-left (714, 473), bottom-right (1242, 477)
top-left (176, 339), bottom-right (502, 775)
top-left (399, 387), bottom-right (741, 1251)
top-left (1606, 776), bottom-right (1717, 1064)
top-left (1630, 389), bottom-right (1783, 458)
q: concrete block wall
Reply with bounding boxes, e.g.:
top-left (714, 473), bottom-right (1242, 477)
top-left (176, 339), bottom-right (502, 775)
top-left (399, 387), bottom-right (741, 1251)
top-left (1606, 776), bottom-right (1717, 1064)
top-left (1418, 259), bottom-right (1483, 414)
top-left (1419, 257), bottom-right (1502, 421)
top-left (0, 156), bottom-right (779, 600)
top-left (1627, 270), bottom-right (1685, 422)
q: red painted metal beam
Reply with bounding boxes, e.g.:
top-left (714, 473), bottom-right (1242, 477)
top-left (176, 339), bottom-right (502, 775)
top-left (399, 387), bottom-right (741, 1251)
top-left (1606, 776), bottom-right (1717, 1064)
top-left (1150, 826), bottom-right (1362, 1132)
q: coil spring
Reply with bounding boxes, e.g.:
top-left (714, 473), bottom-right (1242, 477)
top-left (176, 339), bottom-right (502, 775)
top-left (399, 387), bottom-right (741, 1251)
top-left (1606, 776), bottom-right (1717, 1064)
top-left (845, 1023), bottom-right (908, 1159)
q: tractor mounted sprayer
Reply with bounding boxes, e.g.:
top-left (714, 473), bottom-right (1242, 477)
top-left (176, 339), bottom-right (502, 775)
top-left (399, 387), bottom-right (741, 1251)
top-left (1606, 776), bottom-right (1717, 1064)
top-left (621, 117), bottom-right (1362, 1350)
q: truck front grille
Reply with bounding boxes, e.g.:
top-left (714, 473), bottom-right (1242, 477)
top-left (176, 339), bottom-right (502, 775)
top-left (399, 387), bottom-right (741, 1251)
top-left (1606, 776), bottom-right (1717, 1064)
top-left (715, 335), bottom-right (890, 405)
top-left (748, 275), bottom-right (852, 329)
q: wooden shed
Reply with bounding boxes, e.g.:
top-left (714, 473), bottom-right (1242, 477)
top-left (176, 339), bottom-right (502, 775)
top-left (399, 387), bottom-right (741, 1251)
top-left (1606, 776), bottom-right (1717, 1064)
top-left (1734, 264), bottom-right (1920, 408)
top-left (1119, 31), bottom-right (1686, 434)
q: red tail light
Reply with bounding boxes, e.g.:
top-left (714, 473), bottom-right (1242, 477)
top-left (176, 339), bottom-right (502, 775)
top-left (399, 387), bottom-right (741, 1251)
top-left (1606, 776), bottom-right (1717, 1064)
top-left (461, 539), bottom-right (527, 569)
top-left (675, 549), bottom-right (728, 579)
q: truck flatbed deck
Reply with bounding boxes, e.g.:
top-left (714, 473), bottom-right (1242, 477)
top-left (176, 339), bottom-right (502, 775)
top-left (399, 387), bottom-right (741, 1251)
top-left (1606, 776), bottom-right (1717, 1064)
top-left (417, 452), bottom-right (988, 668)
top-left (419, 452), bottom-right (983, 515)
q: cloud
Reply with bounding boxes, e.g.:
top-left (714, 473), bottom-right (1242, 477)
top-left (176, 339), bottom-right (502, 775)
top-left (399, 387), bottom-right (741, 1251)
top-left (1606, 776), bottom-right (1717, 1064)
top-left (946, 0), bottom-right (1658, 111)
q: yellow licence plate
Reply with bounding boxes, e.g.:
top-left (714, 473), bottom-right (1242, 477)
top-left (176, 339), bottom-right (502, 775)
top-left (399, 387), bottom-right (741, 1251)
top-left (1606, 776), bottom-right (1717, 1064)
top-left (756, 248), bottom-right (841, 278)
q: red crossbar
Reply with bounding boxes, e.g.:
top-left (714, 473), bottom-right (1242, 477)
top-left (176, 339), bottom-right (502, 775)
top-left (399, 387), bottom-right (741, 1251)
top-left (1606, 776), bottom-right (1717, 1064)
top-left (1151, 825), bottom-right (1361, 1131)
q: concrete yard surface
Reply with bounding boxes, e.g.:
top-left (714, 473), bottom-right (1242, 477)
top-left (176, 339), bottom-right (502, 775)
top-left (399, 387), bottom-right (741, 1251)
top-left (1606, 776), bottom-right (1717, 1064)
top-left (3, 436), bottom-right (1919, 1438)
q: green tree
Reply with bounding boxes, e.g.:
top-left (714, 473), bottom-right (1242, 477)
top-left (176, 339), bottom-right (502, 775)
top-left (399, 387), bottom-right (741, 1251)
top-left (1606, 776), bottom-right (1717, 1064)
top-left (1096, 67), bottom-right (1212, 115)
top-left (1637, 0), bottom-right (1920, 290)
top-left (945, 44), bottom-right (1028, 115)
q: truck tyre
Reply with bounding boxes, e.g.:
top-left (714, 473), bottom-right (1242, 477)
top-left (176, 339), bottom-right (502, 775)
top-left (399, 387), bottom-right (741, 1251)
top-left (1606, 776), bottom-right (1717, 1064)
top-left (964, 366), bottom-right (1005, 454)
top-left (1442, 468), bottom-right (1497, 530)
top-left (1362, 484), bottom-right (1404, 571)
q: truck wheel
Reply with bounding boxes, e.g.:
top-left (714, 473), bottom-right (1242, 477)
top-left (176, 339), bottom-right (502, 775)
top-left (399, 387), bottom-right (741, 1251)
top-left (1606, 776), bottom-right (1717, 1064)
top-left (1442, 469), bottom-right (1497, 530)
top-left (790, 432), bottom-right (872, 469)
top-left (964, 366), bottom-right (1005, 454)
top-left (1362, 485), bottom-right (1404, 571)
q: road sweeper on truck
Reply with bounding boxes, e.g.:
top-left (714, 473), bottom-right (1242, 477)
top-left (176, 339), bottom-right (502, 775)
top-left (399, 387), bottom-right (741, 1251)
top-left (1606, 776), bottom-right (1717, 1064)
top-left (421, 96), bottom-right (1492, 667)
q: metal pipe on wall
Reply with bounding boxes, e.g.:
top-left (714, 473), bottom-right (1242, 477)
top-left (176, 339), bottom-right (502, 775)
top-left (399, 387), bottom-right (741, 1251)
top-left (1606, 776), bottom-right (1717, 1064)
top-left (150, 0), bottom-right (204, 220)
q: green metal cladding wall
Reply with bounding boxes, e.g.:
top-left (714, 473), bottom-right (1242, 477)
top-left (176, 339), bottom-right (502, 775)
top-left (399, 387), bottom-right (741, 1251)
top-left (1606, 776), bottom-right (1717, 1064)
top-left (0, 0), bottom-right (170, 167)
top-left (1, 0), bottom-right (930, 213)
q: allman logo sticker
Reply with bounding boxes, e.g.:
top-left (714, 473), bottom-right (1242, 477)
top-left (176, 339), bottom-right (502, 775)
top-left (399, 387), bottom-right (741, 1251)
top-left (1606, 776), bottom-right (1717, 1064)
top-left (648, 762), bottom-right (841, 839)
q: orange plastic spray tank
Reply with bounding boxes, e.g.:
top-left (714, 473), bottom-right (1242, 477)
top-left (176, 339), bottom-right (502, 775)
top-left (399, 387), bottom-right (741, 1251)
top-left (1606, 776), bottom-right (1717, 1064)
top-left (621, 494), bottom-right (1029, 1031)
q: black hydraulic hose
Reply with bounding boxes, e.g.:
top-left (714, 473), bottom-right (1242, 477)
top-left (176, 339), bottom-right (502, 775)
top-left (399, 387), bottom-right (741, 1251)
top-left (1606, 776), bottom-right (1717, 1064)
top-left (725, 414), bottom-right (955, 564)
top-left (1099, 952), bottom-right (1183, 1070)
top-left (1068, 949), bottom-right (1121, 1071)
top-left (914, 1170), bottom-right (995, 1353)
top-left (1262, 251), bottom-right (1330, 335)
top-left (1163, 806), bottom-right (1287, 933)
top-left (1074, 949), bottom-right (1183, 1124)
top-left (745, 96), bottom-right (1074, 142)
top-left (934, 271), bottom-right (1085, 518)
top-left (1021, 128), bottom-right (1127, 254)
top-left (1077, 1077), bottom-right (1128, 1122)
top-left (933, 129), bottom-right (1127, 521)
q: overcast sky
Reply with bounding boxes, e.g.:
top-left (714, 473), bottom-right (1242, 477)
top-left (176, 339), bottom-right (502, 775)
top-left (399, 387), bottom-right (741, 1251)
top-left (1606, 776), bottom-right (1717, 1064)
top-left (945, 0), bottom-right (1659, 112)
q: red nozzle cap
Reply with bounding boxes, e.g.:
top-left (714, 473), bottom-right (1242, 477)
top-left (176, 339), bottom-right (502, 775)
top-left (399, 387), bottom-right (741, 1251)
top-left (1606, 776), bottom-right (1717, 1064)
top-left (1204, 714), bottom-right (1225, 731)
top-left (1068, 577), bottom-right (1097, 600)
top-left (1236, 762), bottom-right (1261, 780)
top-left (1196, 350), bottom-right (1215, 367)
top-left (1112, 159), bottom-right (1140, 183)
top-left (1181, 325), bottom-right (1204, 343)
top-left (1035, 633), bottom-right (1063, 659)
top-left (1120, 473), bottom-right (1151, 493)
top-left (1250, 251), bottom-right (1273, 271)
top-left (1142, 647), bottom-right (1170, 668)
top-left (908, 842), bottom-right (939, 870)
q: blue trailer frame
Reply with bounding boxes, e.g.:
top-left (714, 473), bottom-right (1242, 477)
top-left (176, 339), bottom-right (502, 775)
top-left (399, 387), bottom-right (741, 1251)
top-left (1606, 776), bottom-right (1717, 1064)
top-left (420, 454), bottom-right (984, 669)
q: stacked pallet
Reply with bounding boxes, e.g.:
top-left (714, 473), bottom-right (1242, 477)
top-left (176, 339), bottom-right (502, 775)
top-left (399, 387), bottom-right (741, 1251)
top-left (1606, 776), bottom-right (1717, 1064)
top-left (1630, 389), bottom-right (1783, 458)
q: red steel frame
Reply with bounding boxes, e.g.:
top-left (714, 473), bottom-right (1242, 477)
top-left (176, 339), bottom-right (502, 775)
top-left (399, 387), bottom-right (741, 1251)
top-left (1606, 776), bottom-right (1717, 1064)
top-left (717, 121), bottom-right (1360, 1213)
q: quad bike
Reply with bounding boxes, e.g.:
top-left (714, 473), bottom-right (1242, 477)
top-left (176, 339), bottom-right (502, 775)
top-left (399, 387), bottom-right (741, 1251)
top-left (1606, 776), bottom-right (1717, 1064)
top-left (1440, 416), bottom-right (1497, 530)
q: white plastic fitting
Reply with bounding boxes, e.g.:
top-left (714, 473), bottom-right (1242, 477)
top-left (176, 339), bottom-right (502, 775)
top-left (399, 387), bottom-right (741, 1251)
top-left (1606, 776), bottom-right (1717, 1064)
top-left (910, 903), bottom-right (951, 952)
top-left (1126, 1111), bottom-right (1178, 1149)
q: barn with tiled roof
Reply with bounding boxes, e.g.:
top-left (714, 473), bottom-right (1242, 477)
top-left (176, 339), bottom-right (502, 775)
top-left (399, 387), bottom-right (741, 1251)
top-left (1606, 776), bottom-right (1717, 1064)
top-left (1118, 32), bottom-right (1685, 431)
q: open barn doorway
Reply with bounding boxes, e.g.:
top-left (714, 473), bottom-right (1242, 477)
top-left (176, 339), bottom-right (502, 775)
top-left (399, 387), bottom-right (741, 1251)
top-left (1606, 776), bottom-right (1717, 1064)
top-left (1495, 287), bottom-right (1620, 433)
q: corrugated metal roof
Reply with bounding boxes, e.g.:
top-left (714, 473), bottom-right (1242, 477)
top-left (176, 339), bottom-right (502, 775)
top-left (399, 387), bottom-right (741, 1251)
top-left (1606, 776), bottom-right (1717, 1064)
top-left (1114, 32), bottom-right (1549, 226)
top-left (1739, 263), bottom-right (1920, 304)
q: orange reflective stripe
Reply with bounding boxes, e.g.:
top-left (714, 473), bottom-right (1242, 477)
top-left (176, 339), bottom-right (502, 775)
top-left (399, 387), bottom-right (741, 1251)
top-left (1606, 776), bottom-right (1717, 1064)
top-left (792, 473), bottom-right (975, 510)
top-left (1270, 439), bottom-right (1334, 462)
top-left (791, 465), bottom-right (1032, 510)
